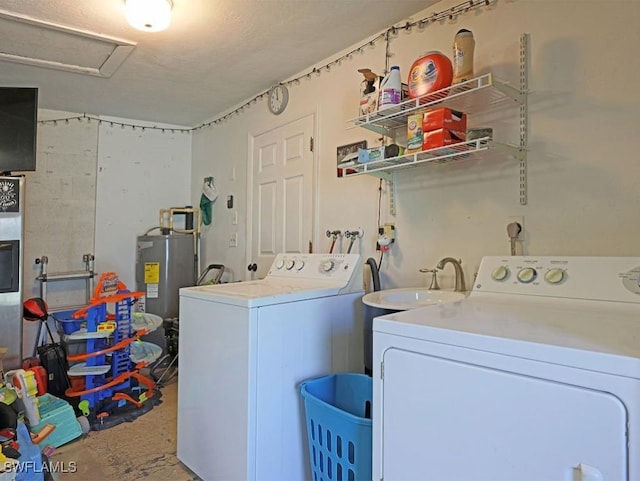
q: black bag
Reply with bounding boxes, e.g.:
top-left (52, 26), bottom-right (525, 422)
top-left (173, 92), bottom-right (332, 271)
top-left (37, 343), bottom-right (71, 399)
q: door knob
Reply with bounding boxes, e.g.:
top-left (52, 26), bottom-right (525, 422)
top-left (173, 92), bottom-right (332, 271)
top-left (247, 263), bottom-right (257, 272)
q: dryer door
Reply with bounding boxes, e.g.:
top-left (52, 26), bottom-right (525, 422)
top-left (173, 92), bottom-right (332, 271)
top-left (381, 348), bottom-right (628, 481)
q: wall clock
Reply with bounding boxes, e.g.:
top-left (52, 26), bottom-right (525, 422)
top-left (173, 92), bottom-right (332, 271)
top-left (268, 84), bottom-right (289, 115)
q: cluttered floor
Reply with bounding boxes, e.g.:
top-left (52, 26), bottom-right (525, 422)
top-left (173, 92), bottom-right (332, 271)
top-left (52, 379), bottom-right (199, 481)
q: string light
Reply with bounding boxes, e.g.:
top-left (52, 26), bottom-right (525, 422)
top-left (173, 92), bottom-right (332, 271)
top-left (38, 0), bottom-right (494, 133)
top-left (39, 113), bottom-right (193, 133)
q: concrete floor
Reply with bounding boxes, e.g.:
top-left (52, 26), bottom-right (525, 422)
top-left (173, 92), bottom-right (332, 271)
top-left (52, 380), bottom-right (199, 481)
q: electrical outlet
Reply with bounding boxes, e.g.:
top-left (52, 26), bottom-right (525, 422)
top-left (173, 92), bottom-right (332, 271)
top-left (376, 223), bottom-right (395, 250)
top-left (507, 216), bottom-right (524, 237)
top-left (382, 223), bottom-right (395, 241)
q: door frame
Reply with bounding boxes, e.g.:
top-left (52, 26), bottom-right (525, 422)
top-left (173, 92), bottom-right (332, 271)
top-left (245, 109), bottom-right (319, 280)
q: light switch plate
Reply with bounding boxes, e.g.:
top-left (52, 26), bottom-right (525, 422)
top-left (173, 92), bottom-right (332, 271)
top-left (229, 232), bottom-right (238, 247)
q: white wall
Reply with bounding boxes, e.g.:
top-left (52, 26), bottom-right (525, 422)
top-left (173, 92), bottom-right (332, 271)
top-left (21, 112), bottom-right (191, 354)
top-left (23, 109), bottom-right (98, 307)
top-left (95, 117), bottom-right (192, 289)
top-left (191, 0), bottom-right (640, 290)
top-left (22, 112), bottom-right (192, 304)
top-left (21, 110), bottom-right (99, 353)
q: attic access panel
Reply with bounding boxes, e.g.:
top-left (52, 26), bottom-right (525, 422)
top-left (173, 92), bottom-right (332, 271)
top-left (0, 9), bottom-right (136, 78)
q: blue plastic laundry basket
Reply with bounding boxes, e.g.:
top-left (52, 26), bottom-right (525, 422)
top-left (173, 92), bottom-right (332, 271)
top-left (299, 373), bottom-right (372, 481)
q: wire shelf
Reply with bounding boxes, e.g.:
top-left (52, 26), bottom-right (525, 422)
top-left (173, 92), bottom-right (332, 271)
top-left (347, 73), bottom-right (523, 137)
top-left (343, 34), bottom-right (529, 206)
top-left (340, 137), bottom-right (523, 178)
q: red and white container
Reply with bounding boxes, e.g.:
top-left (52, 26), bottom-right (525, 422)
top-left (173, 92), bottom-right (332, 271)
top-left (407, 51), bottom-right (453, 100)
top-left (423, 107), bottom-right (467, 132)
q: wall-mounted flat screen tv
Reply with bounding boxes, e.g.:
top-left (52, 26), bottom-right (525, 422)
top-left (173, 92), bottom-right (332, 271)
top-left (0, 87), bottom-right (38, 173)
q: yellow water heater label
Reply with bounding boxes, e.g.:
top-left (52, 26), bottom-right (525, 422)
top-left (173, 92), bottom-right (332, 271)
top-left (144, 263), bottom-right (160, 283)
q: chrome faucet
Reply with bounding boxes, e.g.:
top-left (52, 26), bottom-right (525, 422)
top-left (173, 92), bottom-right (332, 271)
top-left (419, 268), bottom-right (440, 290)
top-left (436, 257), bottom-right (466, 292)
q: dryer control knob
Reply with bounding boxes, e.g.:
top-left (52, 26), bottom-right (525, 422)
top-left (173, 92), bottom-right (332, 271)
top-left (285, 260), bottom-right (295, 270)
top-left (275, 259), bottom-right (284, 270)
top-left (517, 267), bottom-right (537, 283)
top-left (296, 260), bottom-right (305, 271)
top-left (320, 260), bottom-right (335, 273)
top-left (544, 268), bottom-right (565, 284)
top-left (491, 266), bottom-right (510, 281)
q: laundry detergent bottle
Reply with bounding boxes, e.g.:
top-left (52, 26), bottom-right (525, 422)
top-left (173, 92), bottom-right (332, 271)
top-left (378, 66), bottom-right (402, 109)
top-left (407, 51), bottom-right (453, 100)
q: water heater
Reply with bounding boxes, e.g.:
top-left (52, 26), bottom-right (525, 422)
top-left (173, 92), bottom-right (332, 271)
top-left (135, 234), bottom-right (196, 320)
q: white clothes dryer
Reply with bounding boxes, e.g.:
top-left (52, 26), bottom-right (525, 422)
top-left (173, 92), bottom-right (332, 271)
top-left (373, 256), bottom-right (640, 481)
top-left (177, 253), bottom-right (364, 481)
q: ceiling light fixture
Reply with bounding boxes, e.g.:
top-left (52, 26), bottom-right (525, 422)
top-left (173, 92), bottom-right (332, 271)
top-left (125, 0), bottom-right (173, 32)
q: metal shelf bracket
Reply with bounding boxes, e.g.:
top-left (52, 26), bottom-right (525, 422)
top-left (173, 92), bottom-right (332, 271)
top-left (519, 33), bottom-right (530, 205)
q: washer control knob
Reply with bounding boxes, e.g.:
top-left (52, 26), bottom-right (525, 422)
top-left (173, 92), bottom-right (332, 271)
top-left (285, 260), bottom-right (295, 270)
top-left (320, 260), bottom-right (335, 273)
top-left (517, 267), bottom-right (537, 283)
top-left (544, 268), bottom-right (565, 284)
top-left (296, 260), bottom-right (305, 271)
top-left (275, 259), bottom-right (284, 270)
top-left (491, 266), bottom-right (510, 281)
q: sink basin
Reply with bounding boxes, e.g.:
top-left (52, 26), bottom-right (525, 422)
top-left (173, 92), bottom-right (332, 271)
top-left (362, 287), bottom-right (467, 310)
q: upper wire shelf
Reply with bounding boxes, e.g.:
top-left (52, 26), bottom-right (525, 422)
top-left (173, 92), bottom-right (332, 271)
top-left (347, 73), bottom-right (523, 137)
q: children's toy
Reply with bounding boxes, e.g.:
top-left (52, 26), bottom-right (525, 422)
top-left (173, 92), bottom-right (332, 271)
top-left (60, 272), bottom-right (162, 430)
top-left (14, 421), bottom-right (44, 481)
top-left (129, 341), bottom-right (162, 365)
top-left (28, 394), bottom-right (81, 448)
top-left (131, 312), bottom-right (163, 332)
top-left (30, 423), bottom-right (55, 444)
top-left (77, 401), bottom-right (89, 417)
top-left (4, 370), bottom-right (40, 426)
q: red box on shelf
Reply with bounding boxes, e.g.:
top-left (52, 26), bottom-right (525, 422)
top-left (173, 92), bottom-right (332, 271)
top-left (422, 108), bottom-right (467, 133)
top-left (422, 128), bottom-right (467, 151)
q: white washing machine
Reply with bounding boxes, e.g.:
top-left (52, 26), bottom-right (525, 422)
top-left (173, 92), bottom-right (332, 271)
top-left (177, 253), bottom-right (364, 481)
top-left (373, 256), bottom-right (640, 481)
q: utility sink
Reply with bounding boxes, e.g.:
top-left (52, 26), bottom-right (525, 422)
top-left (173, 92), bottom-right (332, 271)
top-left (362, 287), bottom-right (467, 311)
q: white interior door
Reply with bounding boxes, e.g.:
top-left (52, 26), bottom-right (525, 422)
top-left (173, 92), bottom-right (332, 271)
top-left (248, 114), bottom-right (315, 279)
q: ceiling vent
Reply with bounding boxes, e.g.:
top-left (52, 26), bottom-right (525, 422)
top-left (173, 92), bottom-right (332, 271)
top-left (0, 9), bottom-right (136, 78)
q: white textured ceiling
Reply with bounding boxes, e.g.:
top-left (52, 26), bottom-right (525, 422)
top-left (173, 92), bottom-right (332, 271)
top-left (0, 0), bottom-right (436, 126)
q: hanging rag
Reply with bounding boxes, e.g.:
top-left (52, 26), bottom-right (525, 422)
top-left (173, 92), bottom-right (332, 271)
top-left (200, 177), bottom-right (218, 226)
